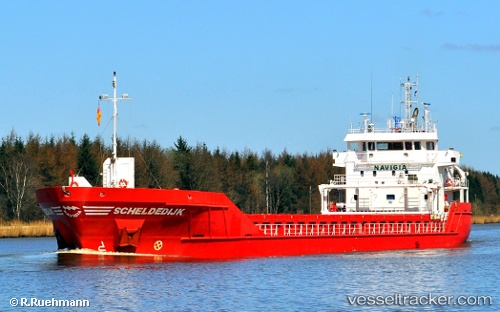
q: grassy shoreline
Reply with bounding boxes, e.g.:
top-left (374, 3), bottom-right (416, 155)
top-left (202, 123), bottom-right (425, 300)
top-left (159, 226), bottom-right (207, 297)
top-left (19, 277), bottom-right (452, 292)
top-left (471, 215), bottom-right (500, 224)
top-left (0, 220), bottom-right (54, 238)
top-left (0, 216), bottom-right (499, 238)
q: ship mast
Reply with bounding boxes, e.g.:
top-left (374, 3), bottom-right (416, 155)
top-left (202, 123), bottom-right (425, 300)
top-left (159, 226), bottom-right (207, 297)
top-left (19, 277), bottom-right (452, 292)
top-left (400, 75), bottom-right (418, 129)
top-left (98, 72), bottom-right (131, 186)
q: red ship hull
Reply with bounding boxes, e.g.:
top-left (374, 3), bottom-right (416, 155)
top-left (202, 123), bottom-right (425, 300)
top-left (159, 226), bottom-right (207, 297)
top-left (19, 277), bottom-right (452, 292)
top-left (36, 186), bottom-right (472, 261)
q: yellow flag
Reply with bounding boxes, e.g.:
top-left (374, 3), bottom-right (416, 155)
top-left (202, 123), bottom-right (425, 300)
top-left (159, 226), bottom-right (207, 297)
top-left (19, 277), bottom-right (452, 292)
top-left (96, 105), bottom-right (102, 126)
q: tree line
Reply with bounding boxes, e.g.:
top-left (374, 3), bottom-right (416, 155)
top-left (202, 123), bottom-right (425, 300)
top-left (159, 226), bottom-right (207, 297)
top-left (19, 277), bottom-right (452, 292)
top-left (0, 130), bottom-right (498, 221)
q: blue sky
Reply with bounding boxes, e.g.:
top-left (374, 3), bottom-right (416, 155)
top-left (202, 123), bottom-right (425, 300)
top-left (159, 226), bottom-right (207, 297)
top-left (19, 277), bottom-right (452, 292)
top-left (1, 1), bottom-right (499, 175)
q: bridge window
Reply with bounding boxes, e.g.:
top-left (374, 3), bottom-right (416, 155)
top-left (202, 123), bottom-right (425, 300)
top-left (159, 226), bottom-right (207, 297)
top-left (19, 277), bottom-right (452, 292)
top-left (377, 142), bottom-right (389, 150)
top-left (363, 142), bottom-right (376, 151)
top-left (350, 142), bottom-right (360, 151)
top-left (426, 142), bottom-right (435, 150)
top-left (390, 142), bottom-right (404, 150)
top-left (405, 142), bottom-right (412, 150)
top-left (376, 142), bottom-right (404, 151)
top-left (414, 141), bottom-right (422, 150)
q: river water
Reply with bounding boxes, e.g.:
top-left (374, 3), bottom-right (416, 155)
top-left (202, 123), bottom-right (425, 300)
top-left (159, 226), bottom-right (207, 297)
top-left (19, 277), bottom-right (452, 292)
top-left (0, 224), bottom-right (498, 311)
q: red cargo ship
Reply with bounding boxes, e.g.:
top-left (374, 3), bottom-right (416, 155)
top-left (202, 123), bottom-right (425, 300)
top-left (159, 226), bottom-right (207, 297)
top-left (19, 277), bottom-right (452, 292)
top-left (36, 73), bottom-right (472, 260)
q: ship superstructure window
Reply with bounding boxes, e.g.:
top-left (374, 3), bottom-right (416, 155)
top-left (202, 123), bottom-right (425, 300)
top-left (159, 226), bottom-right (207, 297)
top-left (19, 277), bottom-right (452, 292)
top-left (386, 194), bottom-right (395, 200)
top-left (408, 174), bottom-right (418, 183)
top-left (350, 142), bottom-right (360, 151)
top-left (377, 142), bottom-right (389, 150)
top-left (376, 142), bottom-right (404, 151)
top-left (362, 140), bottom-right (433, 151)
top-left (391, 142), bottom-right (404, 150)
top-left (363, 142), bottom-right (375, 151)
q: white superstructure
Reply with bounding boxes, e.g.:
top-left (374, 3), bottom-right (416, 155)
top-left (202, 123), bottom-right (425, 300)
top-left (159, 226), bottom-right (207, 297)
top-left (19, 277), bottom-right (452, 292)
top-left (319, 76), bottom-right (469, 217)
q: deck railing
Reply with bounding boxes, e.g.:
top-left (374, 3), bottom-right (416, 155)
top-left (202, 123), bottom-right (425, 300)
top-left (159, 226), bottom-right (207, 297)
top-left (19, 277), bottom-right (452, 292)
top-left (256, 221), bottom-right (445, 237)
top-left (330, 175), bottom-right (346, 185)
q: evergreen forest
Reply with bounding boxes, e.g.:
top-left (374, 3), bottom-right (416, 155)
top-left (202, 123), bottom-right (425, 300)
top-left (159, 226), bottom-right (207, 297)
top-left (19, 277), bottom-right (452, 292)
top-left (1, 130), bottom-right (499, 222)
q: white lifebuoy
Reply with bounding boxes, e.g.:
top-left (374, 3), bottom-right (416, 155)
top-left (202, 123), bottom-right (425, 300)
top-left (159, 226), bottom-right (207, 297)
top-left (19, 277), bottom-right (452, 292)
top-left (154, 240), bottom-right (163, 251)
top-left (118, 179), bottom-right (128, 188)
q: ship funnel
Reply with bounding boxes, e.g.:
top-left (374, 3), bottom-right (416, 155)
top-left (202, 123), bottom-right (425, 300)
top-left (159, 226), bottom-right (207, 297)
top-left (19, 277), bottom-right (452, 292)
top-left (412, 107), bottom-right (419, 119)
top-left (411, 107), bottom-right (419, 129)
